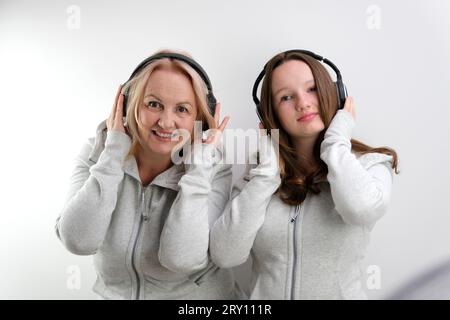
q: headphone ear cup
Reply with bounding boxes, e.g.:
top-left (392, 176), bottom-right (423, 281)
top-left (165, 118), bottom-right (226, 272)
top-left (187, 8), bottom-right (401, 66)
top-left (335, 80), bottom-right (347, 109)
top-left (204, 93), bottom-right (217, 131)
top-left (122, 94), bottom-right (128, 116)
top-left (207, 93), bottom-right (217, 115)
top-left (256, 105), bottom-right (264, 124)
top-left (342, 84), bottom-right (348, 104)
top-left (122, 86), bottom-right (130, 116)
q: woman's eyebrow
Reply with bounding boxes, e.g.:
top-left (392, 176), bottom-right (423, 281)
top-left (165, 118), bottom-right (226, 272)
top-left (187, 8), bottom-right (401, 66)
top-left (176, 101), bottom-right (192, 106)
top-left (144, 93), bottom-right (162, 101)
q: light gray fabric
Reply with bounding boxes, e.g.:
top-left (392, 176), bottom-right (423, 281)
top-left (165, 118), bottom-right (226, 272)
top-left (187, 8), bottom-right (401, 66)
top-left (210, 110), bottom-right (395, 300)
top-left (55, 120), bottom-right (236, 300)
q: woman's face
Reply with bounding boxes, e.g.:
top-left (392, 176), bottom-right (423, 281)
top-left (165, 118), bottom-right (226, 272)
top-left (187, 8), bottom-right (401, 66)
top-left (138, 66), bottom-right (198, 156)
top-left (271, 59), bottom-right (325, 141)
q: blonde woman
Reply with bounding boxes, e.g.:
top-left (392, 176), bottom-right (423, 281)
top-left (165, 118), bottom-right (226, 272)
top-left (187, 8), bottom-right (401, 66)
top-left (210, 50), bottom-right (399, 299)
top-left (56, 51), bottom-right (235, 299)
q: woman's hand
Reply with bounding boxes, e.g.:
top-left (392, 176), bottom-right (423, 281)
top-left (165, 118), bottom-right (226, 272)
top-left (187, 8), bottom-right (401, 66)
top-left (202, 102), bottom-right (230, 146)
top-left (343, 96), bottom-right (356, 120)
top-left (106, 85), bottom-right (126, 133)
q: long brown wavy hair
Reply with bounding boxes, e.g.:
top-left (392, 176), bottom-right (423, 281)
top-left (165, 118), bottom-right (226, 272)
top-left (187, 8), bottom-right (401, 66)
top-left (258, 51), bottom-right (399, 206)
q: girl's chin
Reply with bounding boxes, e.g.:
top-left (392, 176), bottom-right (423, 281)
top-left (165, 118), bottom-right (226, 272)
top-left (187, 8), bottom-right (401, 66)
top-left (291, 129), bottom-right (323, 140)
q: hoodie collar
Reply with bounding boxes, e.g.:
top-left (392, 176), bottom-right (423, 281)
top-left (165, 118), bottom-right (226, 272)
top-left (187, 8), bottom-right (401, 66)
top-left (88, 120), bottom-right (185, 192)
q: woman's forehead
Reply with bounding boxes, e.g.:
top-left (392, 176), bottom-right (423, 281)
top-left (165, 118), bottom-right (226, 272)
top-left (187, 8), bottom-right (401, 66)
top-left (144, 67), bottom-right (195, 100)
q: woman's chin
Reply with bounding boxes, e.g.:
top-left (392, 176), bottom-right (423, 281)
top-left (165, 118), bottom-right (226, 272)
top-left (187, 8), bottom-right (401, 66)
top-left (146, 142), bottom-right (175, 157)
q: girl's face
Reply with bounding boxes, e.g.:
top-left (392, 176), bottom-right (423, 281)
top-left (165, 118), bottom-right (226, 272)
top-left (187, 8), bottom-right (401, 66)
top-left (138, 66), bottom-right (198, 156)
top-left (271, 60), bottom-right (325, 141)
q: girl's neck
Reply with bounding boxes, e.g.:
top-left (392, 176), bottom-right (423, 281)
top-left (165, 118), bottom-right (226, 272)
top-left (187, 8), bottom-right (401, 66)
top-left (292, 136), bottom-right (318, 172)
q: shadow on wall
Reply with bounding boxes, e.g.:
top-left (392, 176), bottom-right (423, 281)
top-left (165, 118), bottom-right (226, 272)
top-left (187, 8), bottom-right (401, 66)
top-left (388, 257), bottom-right (450, 300)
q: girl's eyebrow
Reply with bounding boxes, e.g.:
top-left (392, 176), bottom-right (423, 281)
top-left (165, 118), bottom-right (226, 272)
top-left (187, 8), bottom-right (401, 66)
top-left (274, 87), bottom-right (289, 96)
top-left (274, 79), bottom-right (316, 96)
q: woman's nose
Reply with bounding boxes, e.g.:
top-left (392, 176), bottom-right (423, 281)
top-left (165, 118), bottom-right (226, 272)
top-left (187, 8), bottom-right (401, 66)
top-left (157, 110), bottom-right (175, 129)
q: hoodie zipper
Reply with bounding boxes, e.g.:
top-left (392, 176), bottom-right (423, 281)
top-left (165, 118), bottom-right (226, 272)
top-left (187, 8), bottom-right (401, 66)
top-left (130, 188), bottom-right (148, 300)
top-left (290, 204), bottom-right (302, 300)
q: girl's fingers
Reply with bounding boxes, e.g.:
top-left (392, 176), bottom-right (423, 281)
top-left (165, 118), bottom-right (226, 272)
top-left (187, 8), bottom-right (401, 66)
top-left (343, 96), bottom-right (351, 110)
top-left (343, 97), bottom-right (352, 113)
top-left (343, 96), bottom-right (356, 120)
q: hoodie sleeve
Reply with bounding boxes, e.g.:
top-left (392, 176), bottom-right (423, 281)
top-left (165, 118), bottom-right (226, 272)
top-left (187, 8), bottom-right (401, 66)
top-left (209, 135), bottom-right (281, 269)
top-left (320, 110), bottom-right (394, 228)
top-left (158, 143), bottom-right (232, 274)
top-left (55, 130), bottom-right (131, 255)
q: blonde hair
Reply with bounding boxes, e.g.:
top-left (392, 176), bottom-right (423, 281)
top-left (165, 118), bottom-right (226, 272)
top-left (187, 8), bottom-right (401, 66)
top-left (121, 50), bottom-right (216, 159)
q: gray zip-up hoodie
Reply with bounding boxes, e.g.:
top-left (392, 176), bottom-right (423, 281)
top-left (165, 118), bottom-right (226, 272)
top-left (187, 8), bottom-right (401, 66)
top-left (210, 110), bottom-right (395, 300)
top-left (55, 120), bottom-right (236, 300)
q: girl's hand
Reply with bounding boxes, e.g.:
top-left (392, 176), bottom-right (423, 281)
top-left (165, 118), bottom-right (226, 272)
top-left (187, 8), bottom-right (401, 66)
top-left (203, 102), bottom-right (230, 146)
top-left (106, 85), bottom-right (126, 133)
top-left (343, 96), bottom-right (356, 120)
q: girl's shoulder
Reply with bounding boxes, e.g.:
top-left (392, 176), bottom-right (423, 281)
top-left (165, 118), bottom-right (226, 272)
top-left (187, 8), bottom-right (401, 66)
top-left (353, 151), bottom-right (394, 170)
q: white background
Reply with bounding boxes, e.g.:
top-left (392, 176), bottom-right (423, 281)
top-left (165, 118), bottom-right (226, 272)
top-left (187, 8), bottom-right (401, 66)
top-left (0, 0), bottom-right (449, 299)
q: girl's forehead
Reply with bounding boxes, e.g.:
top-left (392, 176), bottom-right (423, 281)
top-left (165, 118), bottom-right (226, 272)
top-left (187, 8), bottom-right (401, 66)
top-left (271, 60), bottom-right (315, 90)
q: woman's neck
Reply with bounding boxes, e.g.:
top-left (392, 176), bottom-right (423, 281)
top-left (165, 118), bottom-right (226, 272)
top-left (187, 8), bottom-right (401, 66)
top-left (135, 146), bottom-right (173, 187)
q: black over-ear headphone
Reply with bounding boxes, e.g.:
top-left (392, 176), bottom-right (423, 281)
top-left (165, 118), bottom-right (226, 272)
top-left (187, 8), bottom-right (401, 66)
top-left (122, 52), bottom-right (217, 131)
top-left (252, 49), bottom-right (348, 123)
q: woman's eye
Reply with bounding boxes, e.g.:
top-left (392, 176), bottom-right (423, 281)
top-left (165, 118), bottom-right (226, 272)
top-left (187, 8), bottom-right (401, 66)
top-left (307, 86), bottom-right (317, 93)
top-left (177, 105), bottom-right (189, 113)
top-left (147, 101), bottom-right (162, 109)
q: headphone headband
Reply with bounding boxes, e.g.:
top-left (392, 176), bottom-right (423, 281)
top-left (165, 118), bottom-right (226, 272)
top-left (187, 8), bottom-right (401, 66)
top-left (126, 52), bottom-right (215, 94)
top-left (122, 52), bottom-right (217, 130)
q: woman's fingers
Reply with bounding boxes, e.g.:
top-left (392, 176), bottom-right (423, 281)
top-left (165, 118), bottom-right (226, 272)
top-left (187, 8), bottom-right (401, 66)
top-left (214, 102), bottom-right (221, 127)
top-left (114, 92), bottom-right (125, 133)
top-left (116, 92), bottom-right (124, 121)
top-left (107, 85), bottom-right (126, 133)
top-left (111, 85), bottom-right (122, 118)
top-left (218, 116), bottom-right (230, 132)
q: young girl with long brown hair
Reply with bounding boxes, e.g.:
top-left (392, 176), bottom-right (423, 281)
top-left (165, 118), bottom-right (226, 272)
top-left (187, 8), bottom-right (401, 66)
top-left (210, 50), bottom-right (398, 299)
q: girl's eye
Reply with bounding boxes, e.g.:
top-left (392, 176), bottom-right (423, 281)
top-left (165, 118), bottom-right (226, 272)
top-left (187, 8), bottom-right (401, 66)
top-left (280, 95), bottom-right (293, 102)
top-left (177, 105), bottom-right (189, 113)
top-left (147, 101), bottom-right (162, 109)
top-left (307, 86), bottom-right (317, 93)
